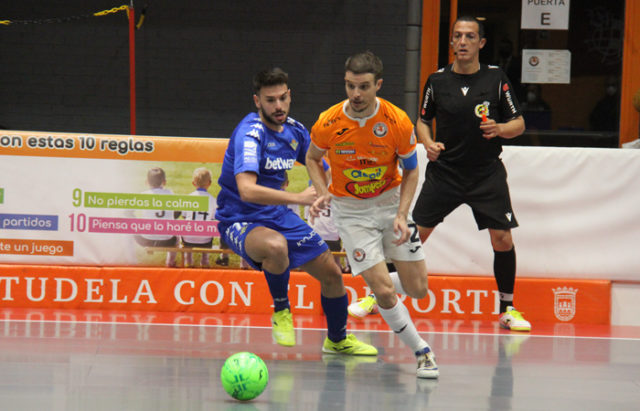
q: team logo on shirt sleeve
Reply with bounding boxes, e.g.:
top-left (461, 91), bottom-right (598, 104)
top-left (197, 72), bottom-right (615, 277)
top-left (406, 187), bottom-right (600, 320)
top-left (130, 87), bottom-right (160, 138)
top-left (373, 122), bottom-right (388, 137)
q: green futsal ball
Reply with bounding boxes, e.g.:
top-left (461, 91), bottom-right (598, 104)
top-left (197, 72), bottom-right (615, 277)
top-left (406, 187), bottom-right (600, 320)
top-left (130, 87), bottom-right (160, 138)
top-left (220, 352), bottom-right (269, 401)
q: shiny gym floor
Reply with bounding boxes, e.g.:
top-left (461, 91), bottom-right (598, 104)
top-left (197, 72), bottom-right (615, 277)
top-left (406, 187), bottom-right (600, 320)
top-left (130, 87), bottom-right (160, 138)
top-left (0, 308), bottom-right (639, 411)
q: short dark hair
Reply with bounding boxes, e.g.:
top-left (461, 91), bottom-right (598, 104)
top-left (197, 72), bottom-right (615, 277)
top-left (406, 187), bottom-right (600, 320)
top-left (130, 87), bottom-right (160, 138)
top-left (344, 51), bottom-right (383, 81)
top-left (453, 15), bottom-right (485, 39)
top-left (253, 67), bottom-right (289, 94)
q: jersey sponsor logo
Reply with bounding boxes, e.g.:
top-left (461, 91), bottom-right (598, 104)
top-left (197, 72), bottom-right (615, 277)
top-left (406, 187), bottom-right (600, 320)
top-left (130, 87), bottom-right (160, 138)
top-left (336, 141), bottom-right (355, 146)
top-left (461, 86), bottom-right (470, 96)
top-left (504, 87), bottom-right (517, 114)
top-left (352, 248), bottom-right (366, 262)
top-left (382, 112), bottom-right (397, 125)
top-left (357, 155), bottom-right (377, 161)
top-left (296, 230), bottom-right (319, 247)
top-left (264, 157), bottom-right (295, 170)
top-left (335, 149), bottom-right (355, 155)
top-left (343, 166), bottom-right (387, 182)
top-left (422, 85), bottom-right (432, 109)
top-left (243, 140), bottom-right (258, 163)
top-left (373, 122), bottom-right (388, 137)
top-left (474, 102), bottom-right (490, 119)
top-left (345, 179), bottom-right (391, 198)
top-left (323, 117), bottom-right (341, 127)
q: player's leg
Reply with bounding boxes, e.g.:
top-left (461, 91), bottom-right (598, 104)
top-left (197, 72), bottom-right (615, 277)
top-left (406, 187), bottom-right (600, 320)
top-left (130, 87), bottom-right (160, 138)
top-left (216, 239), bottom-right (230, 266)
top-left (489, 228), bottom-right (530, 331)
top-left (300, 247), bottom-right (378, 356)
top-left (470, 161), bottom-right (530, 332)
top-left (219, 221), bottom-right (295, 346)
top-left (243, 226), bottom-right (298, 345)
top-left (335, 194), bottom-right (437, 377)
top-left (358, 262), bottom-right (438, 378)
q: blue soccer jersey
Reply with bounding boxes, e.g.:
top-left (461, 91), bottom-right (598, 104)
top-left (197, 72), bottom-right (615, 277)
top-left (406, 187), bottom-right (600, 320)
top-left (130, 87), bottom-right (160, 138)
top-left (215, 112), bottom-right (310, 223)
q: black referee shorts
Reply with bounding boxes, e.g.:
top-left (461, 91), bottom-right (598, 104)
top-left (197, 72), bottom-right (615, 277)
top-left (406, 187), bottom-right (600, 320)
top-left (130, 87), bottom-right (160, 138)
top-left (412, 160), bottom-right (518, 230)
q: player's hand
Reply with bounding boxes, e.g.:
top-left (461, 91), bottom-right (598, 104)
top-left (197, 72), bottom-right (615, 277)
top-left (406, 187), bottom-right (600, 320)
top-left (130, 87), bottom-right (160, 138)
top-left (308, 194), bottom-right (331, 224)
top-left (297, 186), bottom-right (317, 206)
top-left (426, 141), bottom-right (445, 162)
top-left (480, 118), bottom-right (501, 139)
top-left (392, 214), bottom-right (410, 245)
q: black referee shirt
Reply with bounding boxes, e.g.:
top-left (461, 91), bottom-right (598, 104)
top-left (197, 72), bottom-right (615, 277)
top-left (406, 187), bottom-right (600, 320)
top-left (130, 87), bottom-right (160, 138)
top-left (419, 64), bottom-right (522, 169)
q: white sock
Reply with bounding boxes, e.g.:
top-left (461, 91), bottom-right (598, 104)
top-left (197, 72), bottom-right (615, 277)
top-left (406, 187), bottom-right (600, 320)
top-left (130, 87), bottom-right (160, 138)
top-left (389, 271), bottom-right (407, 296)
top-left (379, 299), bottom-right (428, 354)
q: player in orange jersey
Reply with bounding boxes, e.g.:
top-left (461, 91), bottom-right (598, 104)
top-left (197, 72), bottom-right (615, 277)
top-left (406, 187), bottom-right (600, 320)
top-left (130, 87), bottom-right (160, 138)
top-left (306, 51), bottom-right (438, 379)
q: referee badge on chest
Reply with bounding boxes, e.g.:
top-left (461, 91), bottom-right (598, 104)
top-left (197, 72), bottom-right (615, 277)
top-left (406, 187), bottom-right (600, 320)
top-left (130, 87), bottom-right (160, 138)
top-left (372, 122), bottom-right (388, 138)
top-left (474, 102), bottom-right (490, 119)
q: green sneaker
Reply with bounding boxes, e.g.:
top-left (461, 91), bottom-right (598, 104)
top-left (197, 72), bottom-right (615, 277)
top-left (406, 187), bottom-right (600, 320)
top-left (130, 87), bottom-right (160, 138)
top-left (322, 334), bottom-right (378, 356)
top-left (499, 306), bottom-right (531, 332)
top-left (348, 295), bottom-right (378, 319)
top-left (271, 308), bottom-right (295, 347)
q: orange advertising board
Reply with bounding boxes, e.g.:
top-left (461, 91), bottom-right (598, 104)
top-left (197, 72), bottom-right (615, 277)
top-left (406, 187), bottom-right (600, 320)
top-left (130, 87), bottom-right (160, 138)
top-left (0, 265), bottom-right (610, 325)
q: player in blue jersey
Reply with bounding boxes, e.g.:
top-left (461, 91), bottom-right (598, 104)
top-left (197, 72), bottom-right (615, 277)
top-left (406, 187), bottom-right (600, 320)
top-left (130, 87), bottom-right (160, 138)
top-left (215, 67), bottom-right (377, 355)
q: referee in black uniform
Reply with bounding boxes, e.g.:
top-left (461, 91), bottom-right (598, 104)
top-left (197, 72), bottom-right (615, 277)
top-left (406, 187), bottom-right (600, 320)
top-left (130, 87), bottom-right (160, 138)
top-left (412, 16), bottom-right (531, 332)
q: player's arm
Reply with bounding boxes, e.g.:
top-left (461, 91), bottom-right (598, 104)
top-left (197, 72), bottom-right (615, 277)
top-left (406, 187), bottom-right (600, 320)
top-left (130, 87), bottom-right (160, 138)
top-left (305, 143), bottom-right (332, 218)
top-left (236, 172), bottom-right (316, 206)
top-left (416, 79), bottom-right (445, 161)
top-left (394, 151), bottom-right (419, 245)
top-left (305, 143), bottom-right (329, 197)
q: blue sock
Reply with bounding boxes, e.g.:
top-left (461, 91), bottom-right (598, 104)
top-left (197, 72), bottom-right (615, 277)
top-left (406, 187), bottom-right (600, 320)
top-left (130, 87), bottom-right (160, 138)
top-left (264, 269), bottom-right (290, 312)
top-left (321, 294), bottom-right (348, 342)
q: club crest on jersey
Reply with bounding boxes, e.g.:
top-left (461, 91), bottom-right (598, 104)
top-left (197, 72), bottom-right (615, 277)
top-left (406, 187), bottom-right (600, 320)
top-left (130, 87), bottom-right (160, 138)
top-left (352, 248), bottom-right (366, 262)
top-left (373, 122), bottom-right (388, 138)
top-left (474, 102), bottom-right (490, 119)
top-left (289, 138), bottom-right (298, 151)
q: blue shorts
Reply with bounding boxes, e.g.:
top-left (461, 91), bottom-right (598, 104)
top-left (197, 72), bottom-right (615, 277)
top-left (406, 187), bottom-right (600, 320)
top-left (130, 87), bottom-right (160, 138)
top-left (218, 210), bottom-right (328, 271)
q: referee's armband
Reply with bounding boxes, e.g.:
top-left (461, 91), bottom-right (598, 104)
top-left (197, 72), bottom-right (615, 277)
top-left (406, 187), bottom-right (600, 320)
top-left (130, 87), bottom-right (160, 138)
top-left (399, 151), bottom-right (418, 170)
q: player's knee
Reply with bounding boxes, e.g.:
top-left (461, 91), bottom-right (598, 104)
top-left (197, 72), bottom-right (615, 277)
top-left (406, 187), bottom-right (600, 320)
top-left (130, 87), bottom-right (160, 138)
top-left (320, 268), bottom-right (343, 289)
top-left (492, 235), bottom-right (513, 251)
top-left (374, 286), bottom-right (398, 308)
top-left (263, 236), bottom-right (288, 259)
top-left (407, 279), bottom-right (429, 299)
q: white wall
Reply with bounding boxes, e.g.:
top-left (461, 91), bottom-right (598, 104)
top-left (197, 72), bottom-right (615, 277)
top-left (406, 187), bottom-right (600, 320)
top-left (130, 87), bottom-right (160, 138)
top-left (414, 145), bottom-right (640, 282)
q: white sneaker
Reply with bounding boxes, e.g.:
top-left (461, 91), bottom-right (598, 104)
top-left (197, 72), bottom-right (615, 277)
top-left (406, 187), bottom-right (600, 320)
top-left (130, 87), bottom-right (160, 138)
top-left (499, 306), bottom-right (531, 332)
top-left (348, 295), bottom-right (378, 318)
top-left (416, 346), bottom-right (439, 379)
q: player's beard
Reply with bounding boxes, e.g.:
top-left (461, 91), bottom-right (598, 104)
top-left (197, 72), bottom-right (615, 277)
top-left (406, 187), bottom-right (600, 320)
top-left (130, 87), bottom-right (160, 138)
top-left (260, 107), bottom-right (287, 128)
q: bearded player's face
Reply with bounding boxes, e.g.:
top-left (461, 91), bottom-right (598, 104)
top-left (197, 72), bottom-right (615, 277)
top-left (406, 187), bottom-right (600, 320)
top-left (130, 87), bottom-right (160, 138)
top-left (254, 84), bottom-right (291, 131)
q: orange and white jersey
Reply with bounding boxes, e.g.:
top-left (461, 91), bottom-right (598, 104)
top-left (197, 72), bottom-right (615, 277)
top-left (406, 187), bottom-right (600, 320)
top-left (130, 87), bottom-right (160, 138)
top-left (310, 98), bottom-right (416, 199)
